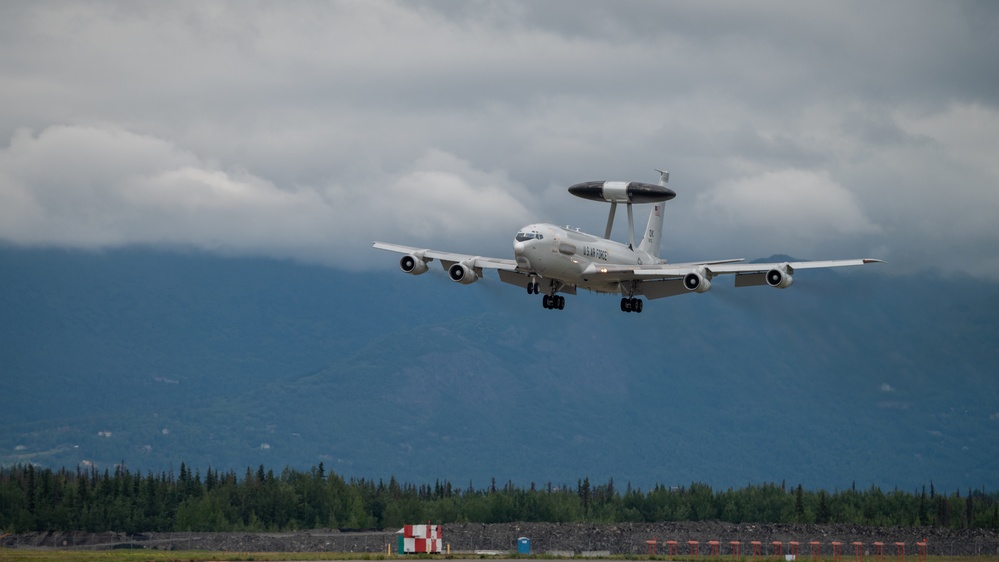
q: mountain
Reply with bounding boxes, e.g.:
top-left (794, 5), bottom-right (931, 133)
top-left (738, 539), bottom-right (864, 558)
top-left (1, 246), bottom-right (996, 492)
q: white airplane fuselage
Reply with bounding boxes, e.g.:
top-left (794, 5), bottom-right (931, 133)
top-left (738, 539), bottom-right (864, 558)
top-left (513, 223), bottom-right (661, 294)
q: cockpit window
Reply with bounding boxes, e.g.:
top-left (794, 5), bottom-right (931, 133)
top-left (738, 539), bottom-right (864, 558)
top-left (516, 231), bottom-right (539, 242)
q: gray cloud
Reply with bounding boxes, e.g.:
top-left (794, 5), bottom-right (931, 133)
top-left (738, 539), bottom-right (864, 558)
top-left (1, 1), bottom-right (997, 276)
top-left (0, 125), bottom-right (533, 265)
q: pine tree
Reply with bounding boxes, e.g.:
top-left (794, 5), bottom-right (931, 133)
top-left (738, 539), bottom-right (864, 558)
top-left (816, 490), bottom-right (831, 524)
top-left (794, 484), bottom-right (805, 522)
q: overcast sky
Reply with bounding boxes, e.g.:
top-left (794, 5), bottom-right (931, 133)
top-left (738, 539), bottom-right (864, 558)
top-left (2, 1), bottom-right (998, 277)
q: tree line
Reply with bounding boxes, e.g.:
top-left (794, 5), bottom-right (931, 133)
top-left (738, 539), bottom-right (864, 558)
top-left (1, 463), bottom-right (997, 533)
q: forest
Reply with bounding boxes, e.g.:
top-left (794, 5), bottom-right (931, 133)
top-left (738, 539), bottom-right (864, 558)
top-left (1, 463), bottom-right (997, 533)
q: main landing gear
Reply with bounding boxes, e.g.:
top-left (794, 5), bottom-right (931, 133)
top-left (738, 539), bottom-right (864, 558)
top-left (620, 297), bottom-right (643, 313)
top-left (543, 294), bottom-right (565, 310)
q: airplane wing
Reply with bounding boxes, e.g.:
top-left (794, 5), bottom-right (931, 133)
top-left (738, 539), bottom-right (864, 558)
top-left (372, 242), bottom-right (518, 271)
top-left (633, 258), bottom-right (883, 277)
top-left (579, 258), bottom-right (746, 277)
top-left (581, 257), bottom-right (883, 299)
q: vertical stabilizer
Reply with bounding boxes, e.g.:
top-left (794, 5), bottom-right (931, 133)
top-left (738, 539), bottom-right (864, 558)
top-left (637, 170), bottom-right (669, 257)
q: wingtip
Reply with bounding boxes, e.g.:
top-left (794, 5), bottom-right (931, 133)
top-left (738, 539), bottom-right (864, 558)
top-left (863, 258), bottom-right (885, 264)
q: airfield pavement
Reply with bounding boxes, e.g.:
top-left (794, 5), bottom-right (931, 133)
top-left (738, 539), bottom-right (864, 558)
top-left (4, 521), bottom-right (999, 556)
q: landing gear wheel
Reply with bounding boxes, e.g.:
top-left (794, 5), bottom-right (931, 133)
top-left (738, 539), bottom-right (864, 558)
top-left (620, 297), bottom-right (643, 313)
top-left (542, 294), bottom-right (565, 310)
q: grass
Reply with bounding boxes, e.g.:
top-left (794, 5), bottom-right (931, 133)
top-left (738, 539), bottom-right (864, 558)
top-left (0, 552), bottom-right (392, 562)
top-left (0, 553), bottom-right (993, 562)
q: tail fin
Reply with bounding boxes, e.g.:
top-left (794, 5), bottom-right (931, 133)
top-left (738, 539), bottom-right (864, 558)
top-left (637, 169), bottom-right (669, 257)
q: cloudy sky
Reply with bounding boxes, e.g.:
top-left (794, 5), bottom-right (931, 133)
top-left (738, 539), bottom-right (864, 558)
top-left (2, 1), bottom-right (998, 277)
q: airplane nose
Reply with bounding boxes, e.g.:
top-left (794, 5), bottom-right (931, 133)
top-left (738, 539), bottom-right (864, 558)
top-left (513, 241), bottom-right (526, 255)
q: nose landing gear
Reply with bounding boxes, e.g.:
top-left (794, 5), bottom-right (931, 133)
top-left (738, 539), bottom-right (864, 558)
top-left (533, 277), bottom-right (565, 310)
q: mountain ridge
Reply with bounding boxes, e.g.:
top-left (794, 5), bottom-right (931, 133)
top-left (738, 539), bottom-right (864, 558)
top-left (1, 246), bottom-right (996, 491)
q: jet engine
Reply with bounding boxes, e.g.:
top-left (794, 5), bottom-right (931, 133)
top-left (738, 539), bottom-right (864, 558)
top-left (448, 262), bottom-right (479, 284)
top-left (399, 254), bottom-right (429, 275)
top-left (683, 271), bottom-right (712, 293)
top-left (766, 267), bottom-right (794, 288)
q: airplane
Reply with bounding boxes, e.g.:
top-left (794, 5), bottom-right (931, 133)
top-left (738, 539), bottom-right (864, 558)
top-left (373, 169), bottom-right (882, 313)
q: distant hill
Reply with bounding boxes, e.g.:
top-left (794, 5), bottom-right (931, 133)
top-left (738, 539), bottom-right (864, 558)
top-left (1, 246), bottom-right (997, 491)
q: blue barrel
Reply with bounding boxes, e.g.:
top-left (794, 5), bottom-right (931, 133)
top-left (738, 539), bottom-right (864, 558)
top-left (518, 537), bottom-right (531, 555)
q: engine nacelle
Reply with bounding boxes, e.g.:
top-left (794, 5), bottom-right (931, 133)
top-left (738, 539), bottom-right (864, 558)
top-left (683, 271), bottom-right (712, 293)
top-left (399, 254), bottom-right (429, 275)
top-left (448, 262), bottom-right (479, 285)
top-left (766, 268), bottom-right (794, 289)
